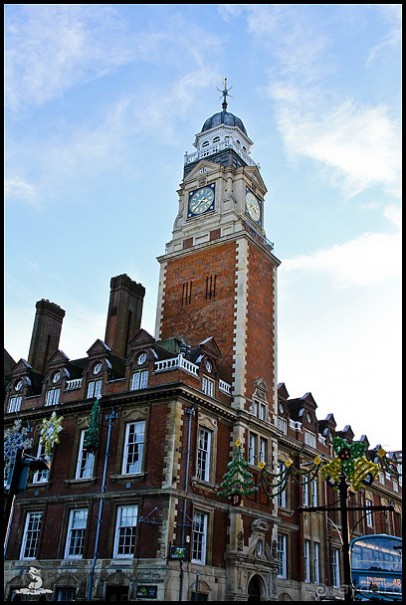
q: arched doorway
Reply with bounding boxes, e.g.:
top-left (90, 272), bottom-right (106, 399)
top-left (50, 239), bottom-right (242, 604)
top-left (248, 575), bottom-right (262, 602)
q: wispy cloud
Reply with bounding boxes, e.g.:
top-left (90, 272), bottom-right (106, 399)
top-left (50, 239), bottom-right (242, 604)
top-left (4, 177), bottom-right (38, 204)
top-left (281, 216), bottom-right (401, 289)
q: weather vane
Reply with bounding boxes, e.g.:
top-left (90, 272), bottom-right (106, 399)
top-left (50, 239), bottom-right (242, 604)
top-left (217, 77), bottom-right (233, 110)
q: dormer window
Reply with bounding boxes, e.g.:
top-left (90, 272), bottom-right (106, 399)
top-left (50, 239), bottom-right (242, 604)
top-left (131, 370), bottom-right (148, 391)
top-left (252, 398), bottom-right (268, 421)
top-left (202, 376), bottom-right (215, 397)
top-left (45, 388), bottom-right (60, 406)
top-left (8, 396), bottom-right (22, 413)
top-left (87, 380), bottom-right (102, 399)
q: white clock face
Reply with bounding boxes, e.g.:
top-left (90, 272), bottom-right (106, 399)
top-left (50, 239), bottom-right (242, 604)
top-left (137, 353), bottom-right (147, 365)
top-left (93, 363), bottom-right (102, 375)
top-left (52, 372), bottom-right (61, 384)
top-left (15, 379), bottom-right (23, 391)
top-left (205, 359), bottom-right (212, 373)
top-left (246, 191), bottom-right (261, 222)
top-left (188, 186), bottom-right (215, 216)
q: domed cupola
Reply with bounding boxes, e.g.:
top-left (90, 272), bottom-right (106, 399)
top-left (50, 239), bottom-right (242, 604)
top-left (184, 79), bottom-right (256, 176)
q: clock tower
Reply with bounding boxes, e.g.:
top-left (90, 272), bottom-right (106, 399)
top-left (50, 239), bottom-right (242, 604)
top-left (155, 81), bottom-right (280, 415)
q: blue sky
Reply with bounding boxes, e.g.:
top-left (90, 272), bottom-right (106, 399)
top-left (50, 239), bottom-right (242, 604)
top-left (5, 5), bottom-right (401, 450)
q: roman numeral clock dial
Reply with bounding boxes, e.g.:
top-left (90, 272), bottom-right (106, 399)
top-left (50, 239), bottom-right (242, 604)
top-left (188, 184), bottom-right (215, 218)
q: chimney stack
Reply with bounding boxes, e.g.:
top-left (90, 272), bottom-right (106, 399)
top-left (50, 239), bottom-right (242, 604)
top-left (104, 274), bottom-right (145, 358)
top-left (28, 299), bottom-right (65, 375)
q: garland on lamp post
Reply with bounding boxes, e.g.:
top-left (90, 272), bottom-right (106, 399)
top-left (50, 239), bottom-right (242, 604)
top-left (320, 436), bottom-right (379, 490)
top-left (258, 454), bottom-right (322, 498)
top-left (84, 398), bottom-right (101, 452)
top-left (217, 440), bottom-right (256, 505)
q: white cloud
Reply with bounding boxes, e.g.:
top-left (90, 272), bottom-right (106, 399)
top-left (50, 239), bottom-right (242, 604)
top-left (272, 98), bottom-right (401, 199)
top-left (281, 220), bottom-right (401, 289)
top-left (4, 177), bottom-right (38, 204)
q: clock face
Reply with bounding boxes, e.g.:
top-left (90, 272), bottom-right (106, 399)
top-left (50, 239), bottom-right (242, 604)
top-left (188, 185), bottom-right (215, 217)
top-left (15, 379), bottom-right (23, 391)
top-left (205, 359), bottom-right (212, 373)
top-left (246, 191), bottom-right (261, 222)
top-left (93, 362), bottom-right (102, 375)
top-left (52, 372), bottom-right (61, 384)
top-left (137, 352), bottom-right (147, 365)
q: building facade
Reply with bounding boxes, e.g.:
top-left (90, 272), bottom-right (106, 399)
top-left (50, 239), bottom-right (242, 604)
top-left (4, 92), bottom-right (402, 602)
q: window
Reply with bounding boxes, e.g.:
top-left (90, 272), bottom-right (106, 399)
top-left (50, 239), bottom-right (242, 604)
top-left (56, 588), bottom-right (76, 601)
top-left (8, 396), bottom-right (22, 413)
top-left (365, 498), bottom-right (374, 528)
top-left (311, 479), bottom-right (318, 507)
top-left (45, 388), bottom-right (60, 406)
top-left (304, 539), bottom-right (311, 583)
top-left (259, 437), bottom-right (266, 464)
top-left (113, 505), bottom-right (138, 558)
top-left (252, 399), bottom-right (267, 421)
top-left (75, 430), bottom-right (95, 479)
top-left (277, 534), bottom-right (287, 578)
top-left (87, 380), bottom-right (102, 399)
top-left (303, 481), bottom-right (309, 506)
top-left (131, 370), bottom-right (148, 391)
top-left (122, 421), bottom-right (145, 475)
top-left (277, 417), bottom-right (287, 434)
top-left (277, 462), bottom-right (287, 508)
top-left (32, 442), bottom-right (50, 484)
top-left (202, 375), bottom-right (215, 397)
top-left (197, 428), bottom-right (212, 482)
top-left (304, 430), bottom-right (316, 448)
top-left (20, 511), bottom-right (42, 559)
top-left (64, 509), bottom-right (88, 558)
top-left (248, 432), bottom-right (257, 465)
top-left (332, 547), bottom-right (341, 587)
top-left (313, 542), bottom-right (320, 584)
top-left (192, 511), bottom-right (208, 564)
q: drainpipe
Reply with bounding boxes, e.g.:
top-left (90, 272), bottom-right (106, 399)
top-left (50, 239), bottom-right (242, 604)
top-left (179, 406), bottom-right (195, 602)
top-left (86, 408), bottom-right (117, 601)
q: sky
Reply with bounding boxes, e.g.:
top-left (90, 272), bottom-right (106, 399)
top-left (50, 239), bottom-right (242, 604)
top-left (4, 5), bottom-right (402, 451)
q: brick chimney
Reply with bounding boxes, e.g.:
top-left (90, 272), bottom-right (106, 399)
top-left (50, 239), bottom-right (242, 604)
top-left (104, 274), bottom-right (145, 359)
top-left (28, 299), bottom-right (65, 375)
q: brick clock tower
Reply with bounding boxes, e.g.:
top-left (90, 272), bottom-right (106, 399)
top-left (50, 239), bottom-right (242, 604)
top-left (155, 81), bottom-right (280, 420)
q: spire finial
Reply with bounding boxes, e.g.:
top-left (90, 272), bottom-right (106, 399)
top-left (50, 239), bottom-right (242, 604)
top-left (217, 77), bottom-right (233, 111)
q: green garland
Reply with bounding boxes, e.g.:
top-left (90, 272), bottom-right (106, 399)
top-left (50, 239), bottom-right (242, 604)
top-left (84, 398), bottom-right (101, 451)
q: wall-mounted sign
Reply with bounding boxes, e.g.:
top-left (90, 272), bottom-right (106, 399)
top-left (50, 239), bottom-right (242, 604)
top-left (136, 585), bottom-right (158, 599)
top-left (170, 545), bottom-right (187, 560)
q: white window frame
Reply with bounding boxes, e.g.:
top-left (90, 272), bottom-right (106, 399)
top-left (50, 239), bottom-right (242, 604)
top-left (311, 479), bottom-right (318, 507)
top-left (197, 427), bottom-right (212, 482)
top-left (122, 421), bottom-right (145, 475)
top-left (304, 539), bottom-right (311, 583)
top-left (248, 432), bottom-right (257, 465)
top-left (332, 547), bottom-right (341, 587)
top-left (113, 505), bottom-right (138, 558)
top-left (202, 375), bottom-right (215, 397)
top-left (277, 462), bottom-right (287, 508)
top-left (277, 533), bottom-right (287, 579)
top-left (45, 388), bottom-right (60, 406)
top-left (365, 498), bottom-right (374, 528)
top-left (86, 379), bottom-right (102, 399)
top-left (32, 441), bottom-right (50, 484)
top-left (303, 481), bottom-right (310, 506)
top-left (191, 510), bottom-right (208, 564)
top-left (75, 430), bottom-right (95, 479)
top-left (8, 396), bottom-right (22, 413)
top-left (313, 542), bottom-right (320, 584)
top-left (20, 511), bottom-right (42, 560)
top-left (64, 509), bottom-right (88, 559)
top-left (131, 370), bottom-right (148, 391)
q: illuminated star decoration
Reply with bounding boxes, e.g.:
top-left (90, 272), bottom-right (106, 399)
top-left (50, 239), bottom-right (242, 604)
top-left (40, 412), bottom-right (64, 457)
top-left (320, 436), bottom-right (379, 491)
top-left (4, 419), bottom-right (33, 485)
top-left (217, 440), bottom-right (256, 503)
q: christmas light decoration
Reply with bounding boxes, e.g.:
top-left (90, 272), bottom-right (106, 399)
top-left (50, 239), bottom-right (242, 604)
top-left (84, 398), bottom-right (101, 452)
top-left (40, 412), bottom-right (64, 457)
top-left (217, 440), bottom-right (256, 504)
top-left (4, 419), bottom-right (33, 486)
